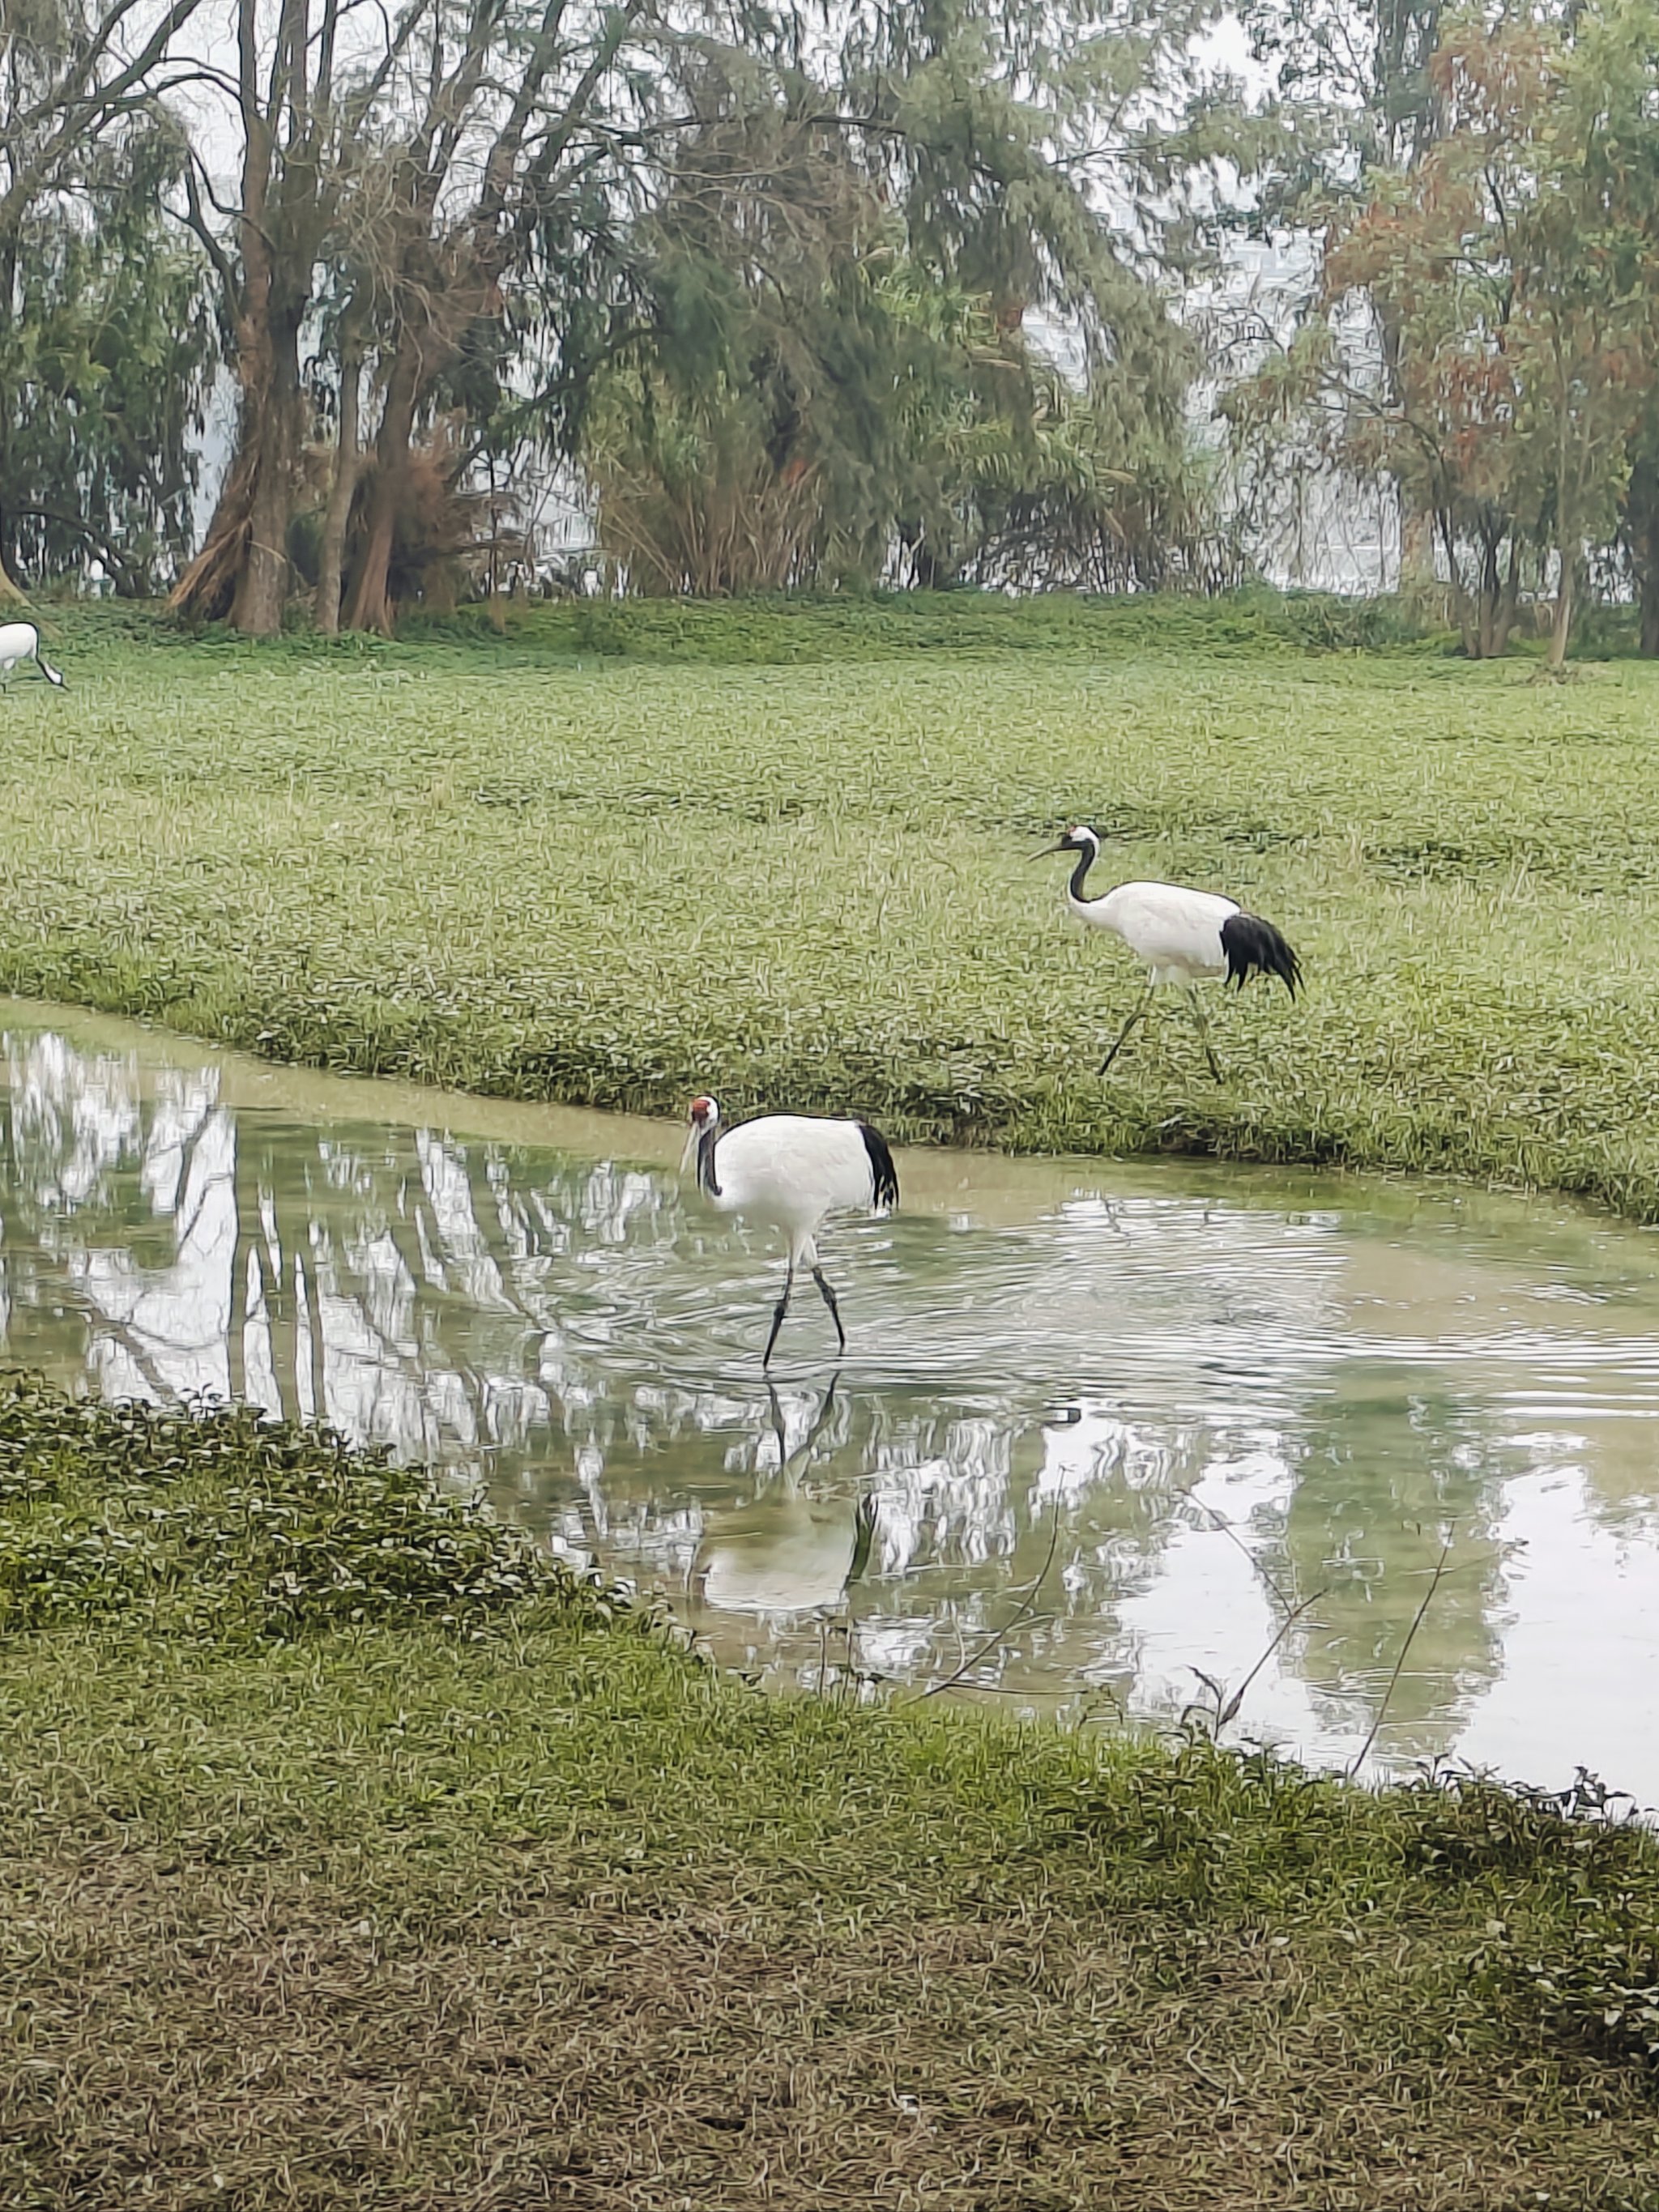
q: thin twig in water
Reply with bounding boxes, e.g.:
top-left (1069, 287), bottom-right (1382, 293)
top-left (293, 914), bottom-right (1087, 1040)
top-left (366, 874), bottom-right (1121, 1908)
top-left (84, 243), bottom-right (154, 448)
top-left (1347, 1534), bottom-right (1456, 1782)
top-left (1217, 1587), bottom-right (1328, 1728)
top-left (910, 1506), bottom-right (1061, 1704)
top-left (1174, 1483), bottom-right (1297, 1617)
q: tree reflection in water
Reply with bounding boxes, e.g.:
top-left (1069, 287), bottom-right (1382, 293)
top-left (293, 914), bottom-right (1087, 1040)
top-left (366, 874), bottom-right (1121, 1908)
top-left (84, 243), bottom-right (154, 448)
top-left (7, 1020), bottom-right (1659, 1788)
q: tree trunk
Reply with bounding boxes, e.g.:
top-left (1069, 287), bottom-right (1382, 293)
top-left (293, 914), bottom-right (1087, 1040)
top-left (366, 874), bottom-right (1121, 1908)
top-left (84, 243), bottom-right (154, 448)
top-left (1476, 527), bottom-right (1501, 658)
top-left (1625, 456), bottom-right (1659, 655)
top-left (1641, 558), bottom-right (1659, 658)
top-left (170, 313), bottom-right (305, 629)
top-left (1440, 511), bottom-right (1482, 658)
top-left (1399, 497), bottom-right (1436, 591)
top-left (314, 324), bottom-right (365, 636)
top-left (342, 338), bottom-right (420, 635)
top-left (230, 310), bottom-right (303, 634)
top-left (1546, 548), bottom-right (1575, 673)
top-left (1495, 539), bottom-right (1520, 658)
top-left (1450, 520), bottom-right (1519, 660)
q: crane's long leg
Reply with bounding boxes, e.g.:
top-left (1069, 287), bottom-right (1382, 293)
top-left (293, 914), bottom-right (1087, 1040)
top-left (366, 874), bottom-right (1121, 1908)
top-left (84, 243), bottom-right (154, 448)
top-left (762, 1263), bottom-right (795, 1369)
top-left (810, 1268), bottom-right (847, 1356)
top-left (1184, 988), bottom-right (1223, 1083)
top-left (1098, 982), bottom-right (1154, 1076)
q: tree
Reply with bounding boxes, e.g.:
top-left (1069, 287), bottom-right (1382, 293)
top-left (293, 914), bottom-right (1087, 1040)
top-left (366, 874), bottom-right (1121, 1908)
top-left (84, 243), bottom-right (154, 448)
top-left (1239, 0), bottom-right (1446, 181)
top-left (1576, 1), bottom-right (1659, 654)
top-left (1472, 6), bottom-right (1659, 671)
top-left (567, 0), bottom-right (1222, 594)
top-left (168, 0), bottom-right (663, 634)
top-left (1232, 4), bottom-right (1659, 666)
top-left (1230, 0), bottom-right (1449, 583)
top-left (168, 0), bottom-right (372, 631)
top-left (5, 163), bottom-right (217, 593)
top-left (0, 0), bottom-right (209, 591)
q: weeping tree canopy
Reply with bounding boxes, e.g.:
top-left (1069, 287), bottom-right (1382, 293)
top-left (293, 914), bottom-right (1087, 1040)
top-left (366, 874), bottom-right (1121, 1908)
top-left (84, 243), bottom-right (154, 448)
top-left (569, 6), bottom-right (1222, 594)
top-left (0, 0), bottom-right (211, 595)
top-left (4, 139), bottom-right (217, 594)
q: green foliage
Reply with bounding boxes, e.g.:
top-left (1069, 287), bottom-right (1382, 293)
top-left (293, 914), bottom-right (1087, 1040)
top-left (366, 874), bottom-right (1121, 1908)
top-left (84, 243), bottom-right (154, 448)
top-left (559, 3), bottom-right (1227, 595)
top-left (4, 181), bottom-right (218, 592)
top-left (1228, 1), bottom-right (1659, 666)
top-left (0, 1376), bottom-right (618, 1640)
top-left (1055, 1735), bottom-right (1659, 2073)
top-left (432, 582), bottom-right (1428, 659)
top-left (0, 4), bottom-right (220, 593)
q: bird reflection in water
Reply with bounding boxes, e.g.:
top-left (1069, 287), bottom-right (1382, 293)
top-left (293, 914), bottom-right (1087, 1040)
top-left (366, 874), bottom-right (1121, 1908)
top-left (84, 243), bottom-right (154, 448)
top-left (689, 1371), bottom-right (881, 1687)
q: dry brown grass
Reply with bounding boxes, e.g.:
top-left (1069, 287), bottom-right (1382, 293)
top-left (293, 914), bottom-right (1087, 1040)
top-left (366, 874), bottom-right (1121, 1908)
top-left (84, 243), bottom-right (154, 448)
top-left (9, 1833), bottom-right (1655, 2212)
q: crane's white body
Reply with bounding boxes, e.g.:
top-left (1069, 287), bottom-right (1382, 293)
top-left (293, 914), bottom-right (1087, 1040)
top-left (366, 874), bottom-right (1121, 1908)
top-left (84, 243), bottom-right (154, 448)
top-left (1035, 825), bottom-right (1302, 1081)
top-left (0, 621), bottom-right (64, 688)
top-left (682, 1097), bottom-right (898, 1365)
top-left (695, 1113), bottom-right (888, 1268)
top-left (1075, 880), bottom-right (1240, 987)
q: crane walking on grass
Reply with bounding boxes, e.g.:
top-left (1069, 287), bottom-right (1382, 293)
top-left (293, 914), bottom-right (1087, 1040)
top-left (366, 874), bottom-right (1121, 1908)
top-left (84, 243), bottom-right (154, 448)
top-left (1033, 825), bottom-right (1303, 1081)
top-left (682, 1096), bottom-right (899, 1368)
top-left (0, 621), bottom-right (66, 691)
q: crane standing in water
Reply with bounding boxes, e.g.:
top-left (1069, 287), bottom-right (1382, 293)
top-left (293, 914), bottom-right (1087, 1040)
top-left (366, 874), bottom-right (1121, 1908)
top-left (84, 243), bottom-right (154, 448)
top-left (1033, 825), bottom-right (1303, 1080)
top-left (682, 1097), bottom-right (899, 1367)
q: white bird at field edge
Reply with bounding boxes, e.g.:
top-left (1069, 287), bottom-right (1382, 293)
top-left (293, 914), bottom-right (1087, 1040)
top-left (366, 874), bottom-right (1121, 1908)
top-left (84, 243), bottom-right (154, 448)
top-left (682, 1097), bottom-right (899, 1367)
top-left (0, 620), bottom-right (66, 690)
top-left (1032, 825), bottom-right (1303, 1080)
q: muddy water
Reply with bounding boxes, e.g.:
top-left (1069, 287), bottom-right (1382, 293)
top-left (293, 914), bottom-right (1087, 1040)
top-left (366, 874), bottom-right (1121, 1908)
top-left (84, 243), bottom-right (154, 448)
top-left (5, 1000), bottom-right (1659, 1798)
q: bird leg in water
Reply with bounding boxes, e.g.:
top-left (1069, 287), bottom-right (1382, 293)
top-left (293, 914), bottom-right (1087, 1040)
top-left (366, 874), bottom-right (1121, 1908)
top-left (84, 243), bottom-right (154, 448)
top-left (1184, 988), bottom-right (1223, 1082)
top-left (764, 1379), bottom-right (789, 1464)
top-left (811, 1268), bottom-right (847, 1355)
top-left (1098, 982), bottom-right (1154, 1076)
top-left (763, 1368), bottom-right (842, 1472)
top-left (763, 1263), bottom-right (795, 1368)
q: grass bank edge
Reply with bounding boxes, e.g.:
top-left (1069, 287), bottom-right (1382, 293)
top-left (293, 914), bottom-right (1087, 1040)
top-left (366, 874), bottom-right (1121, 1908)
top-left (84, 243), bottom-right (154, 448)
top-left (3, 936), bottom-right (1654, 1228)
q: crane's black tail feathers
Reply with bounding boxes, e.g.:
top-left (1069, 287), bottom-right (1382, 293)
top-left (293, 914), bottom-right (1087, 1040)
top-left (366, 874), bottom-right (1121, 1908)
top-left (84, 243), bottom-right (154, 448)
top-left (858, 1121), bottom-right (900, 1211)
top-left (1220, 912), bottom-right (1303, 999)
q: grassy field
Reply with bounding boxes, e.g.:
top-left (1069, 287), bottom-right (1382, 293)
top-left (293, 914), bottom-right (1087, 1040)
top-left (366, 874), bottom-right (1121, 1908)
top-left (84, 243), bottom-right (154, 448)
top-left (6, 1377), bottom-right (1659, 2210)
top-left (5, 597), bottom-right (1659, 1217)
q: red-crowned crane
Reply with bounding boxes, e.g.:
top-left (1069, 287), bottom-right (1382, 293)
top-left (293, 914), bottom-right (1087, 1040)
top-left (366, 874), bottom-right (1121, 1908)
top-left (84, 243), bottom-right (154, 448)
top-left (681, 1096), bottom-right (899, 1367)
top-left (0, 621), bottom-right (65, 690)
top-left (1033, 825), bottom-right (1302, 1080)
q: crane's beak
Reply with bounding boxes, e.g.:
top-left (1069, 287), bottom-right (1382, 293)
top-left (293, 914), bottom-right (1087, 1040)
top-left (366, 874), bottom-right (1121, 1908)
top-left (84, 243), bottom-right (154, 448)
top-left (680, 1123), bottom-right (701, 1178)
top-left (1030, 842), bottom-right (1068, 861)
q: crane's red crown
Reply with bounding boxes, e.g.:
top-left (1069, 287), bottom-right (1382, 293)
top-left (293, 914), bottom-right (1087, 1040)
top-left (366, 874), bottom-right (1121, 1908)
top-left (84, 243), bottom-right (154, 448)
top-left (689, 1096), bottom-right (716, 1123)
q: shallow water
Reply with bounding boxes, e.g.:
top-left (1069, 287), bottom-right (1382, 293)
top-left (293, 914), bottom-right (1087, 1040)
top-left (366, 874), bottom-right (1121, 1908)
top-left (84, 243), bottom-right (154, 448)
top-left (5, 999), bottom-right (1659, 1799)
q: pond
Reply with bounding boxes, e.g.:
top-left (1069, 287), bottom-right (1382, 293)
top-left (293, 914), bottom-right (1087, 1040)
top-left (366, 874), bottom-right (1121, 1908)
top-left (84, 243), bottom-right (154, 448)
top-left (4, 1000), bottom-right (1658, 1800)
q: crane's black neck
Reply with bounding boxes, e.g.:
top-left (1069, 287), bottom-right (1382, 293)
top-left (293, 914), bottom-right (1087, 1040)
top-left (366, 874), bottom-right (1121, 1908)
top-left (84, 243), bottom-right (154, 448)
top-left (1067, 844), bottom-right (1099, 902)
top-left (697, 1125), bottom-right (722, 1197)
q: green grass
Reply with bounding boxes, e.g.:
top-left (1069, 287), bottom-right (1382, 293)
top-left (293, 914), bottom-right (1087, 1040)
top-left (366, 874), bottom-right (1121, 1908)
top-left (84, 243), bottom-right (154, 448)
top-left (6, 596), bottom-right (1659, 1217)
top-left (5, 1378), bottom-right (1659, 2210)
